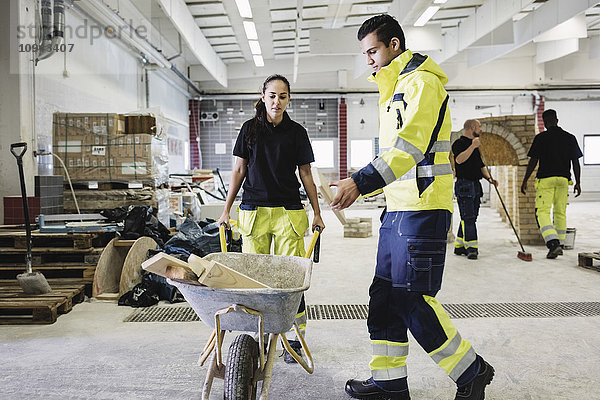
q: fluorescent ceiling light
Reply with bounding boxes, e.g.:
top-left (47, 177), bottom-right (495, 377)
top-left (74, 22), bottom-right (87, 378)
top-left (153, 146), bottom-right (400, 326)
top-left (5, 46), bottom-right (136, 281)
top-left (243, 21), bottom-right (258, 40)
top-left (414, 6), bottom-right (440, 27)
top-left (248, 40), bottom-right (262, 55)
top-left (253, 55), bottom-right (264, 67)
top-left (433, 0), bottom-right (447, 3)
top-left (234, 0), bottom-right (252, 19)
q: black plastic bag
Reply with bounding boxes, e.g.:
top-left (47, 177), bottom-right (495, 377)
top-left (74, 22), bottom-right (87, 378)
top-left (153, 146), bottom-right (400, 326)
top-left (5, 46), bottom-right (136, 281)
top-left (118, 277), bottom-right (160, 307)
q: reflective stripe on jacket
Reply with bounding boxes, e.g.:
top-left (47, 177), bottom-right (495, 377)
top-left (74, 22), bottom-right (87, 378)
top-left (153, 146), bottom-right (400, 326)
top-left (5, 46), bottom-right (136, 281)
top-left (352, 50), bottom-right (453, 212)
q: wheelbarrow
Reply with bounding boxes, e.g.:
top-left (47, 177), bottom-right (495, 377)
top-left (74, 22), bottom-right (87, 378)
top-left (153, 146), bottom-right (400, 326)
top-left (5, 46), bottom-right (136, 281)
top-left (168, 226), bottom-right (321, 400)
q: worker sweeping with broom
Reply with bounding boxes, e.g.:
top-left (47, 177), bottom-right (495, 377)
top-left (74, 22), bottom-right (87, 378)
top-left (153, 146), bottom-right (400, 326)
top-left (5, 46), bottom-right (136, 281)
top-left (218, 74), bottom-right (325, 363)
top-left (452, 119), bottom-right (498, 260)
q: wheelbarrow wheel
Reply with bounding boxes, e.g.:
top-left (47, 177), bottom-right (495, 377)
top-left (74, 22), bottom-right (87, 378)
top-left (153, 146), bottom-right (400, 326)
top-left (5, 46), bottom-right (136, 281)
top-left (224, 334), bottom-right (258, 400)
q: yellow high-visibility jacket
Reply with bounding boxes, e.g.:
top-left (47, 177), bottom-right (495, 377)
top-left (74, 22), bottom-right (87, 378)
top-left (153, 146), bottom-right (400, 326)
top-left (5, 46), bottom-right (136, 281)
top-left (352, 49), bottom-right (453, 212)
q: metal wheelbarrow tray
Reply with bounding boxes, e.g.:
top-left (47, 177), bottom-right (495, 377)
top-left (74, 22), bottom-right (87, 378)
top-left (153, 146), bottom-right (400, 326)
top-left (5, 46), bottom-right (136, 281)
top-left (168, 252), bottom-right (314, 400)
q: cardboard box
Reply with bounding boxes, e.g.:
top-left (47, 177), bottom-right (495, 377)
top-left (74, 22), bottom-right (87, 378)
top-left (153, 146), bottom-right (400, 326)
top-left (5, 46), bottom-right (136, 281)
top-left (125, 114), bottom-right (156, 135)
top-left (53, 112), bottom-right (167, 185)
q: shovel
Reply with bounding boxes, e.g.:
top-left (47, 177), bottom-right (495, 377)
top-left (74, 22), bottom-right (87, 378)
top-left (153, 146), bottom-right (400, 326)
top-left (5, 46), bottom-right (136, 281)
top-left (11, 142), bottom-right (52, 294)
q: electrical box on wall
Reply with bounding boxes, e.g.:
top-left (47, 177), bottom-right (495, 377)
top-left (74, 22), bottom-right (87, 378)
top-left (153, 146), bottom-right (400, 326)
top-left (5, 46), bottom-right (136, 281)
top-left (200, 112), bottom-right (219, 121)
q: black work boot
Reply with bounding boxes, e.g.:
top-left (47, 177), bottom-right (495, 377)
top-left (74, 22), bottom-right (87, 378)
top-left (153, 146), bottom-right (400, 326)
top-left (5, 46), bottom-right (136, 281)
top-left (467, 249), bottom-right (478, 260)
top-left (283, 340), bottom-right (302, 364)
top-left (454, 247), bottom-right (468, 256)
top-left (546, 239), bottom-right (562, 259)
top-left (345, 378), bottom-right (410, 400)
top-left (455, 357), bottom-right (494, 400)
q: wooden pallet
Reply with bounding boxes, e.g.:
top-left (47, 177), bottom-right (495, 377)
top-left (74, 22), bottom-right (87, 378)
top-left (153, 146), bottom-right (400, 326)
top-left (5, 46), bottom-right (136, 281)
top-left (578, 252), bottom-right (600, 271)
top-left (68, 180), bottom-right (162, 190)
top-left (0, 231), bottom-right (113, 250)
top-left (0, 248), bottom-right (103, 282)
top-left (0, 279), bottom-right (86, 324)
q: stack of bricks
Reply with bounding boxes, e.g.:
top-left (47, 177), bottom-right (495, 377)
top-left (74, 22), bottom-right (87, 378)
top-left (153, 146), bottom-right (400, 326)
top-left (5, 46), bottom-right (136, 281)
top-left (3, 196), bottom-right (39, 225)
top-left (35, 176), bottom-right (64, 215)
top-left (344, 217), bottom-right (372, 238)
top-left (454, 114), bottom-right (544, 245)
top-left (3, 176), bottom-right (64, 224)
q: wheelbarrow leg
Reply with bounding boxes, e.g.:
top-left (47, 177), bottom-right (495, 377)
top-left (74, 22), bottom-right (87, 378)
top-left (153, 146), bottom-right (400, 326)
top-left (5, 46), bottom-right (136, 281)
top-left (258, 333), bottom-right (279, 400)
top-left (280, 324), bottom-right (314, 373)
top-left (201, 330), bottom-right (226, 400)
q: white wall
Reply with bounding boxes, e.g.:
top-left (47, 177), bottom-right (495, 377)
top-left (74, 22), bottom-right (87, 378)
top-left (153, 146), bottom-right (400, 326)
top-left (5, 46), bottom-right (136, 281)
top-left (545, 98), bottom-right (600, 191)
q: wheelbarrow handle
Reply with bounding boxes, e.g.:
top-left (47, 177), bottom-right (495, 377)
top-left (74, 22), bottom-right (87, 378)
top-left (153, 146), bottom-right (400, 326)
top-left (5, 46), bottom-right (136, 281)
top-left (218, 223), bottom-right (229, 253)
top-left (10, 142), bottom-right (27, 160)
top-left (304, 226), bottom-right (321, 259)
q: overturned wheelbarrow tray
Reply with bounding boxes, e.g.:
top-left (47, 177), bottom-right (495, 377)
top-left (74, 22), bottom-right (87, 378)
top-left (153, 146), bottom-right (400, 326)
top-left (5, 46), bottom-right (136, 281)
top-left (168, 230), bottom-right (319, 400)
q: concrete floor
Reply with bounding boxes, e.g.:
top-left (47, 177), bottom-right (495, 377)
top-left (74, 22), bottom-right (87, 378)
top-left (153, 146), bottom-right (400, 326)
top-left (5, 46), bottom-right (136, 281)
top-left (2, 197), bottom-right (600, 400)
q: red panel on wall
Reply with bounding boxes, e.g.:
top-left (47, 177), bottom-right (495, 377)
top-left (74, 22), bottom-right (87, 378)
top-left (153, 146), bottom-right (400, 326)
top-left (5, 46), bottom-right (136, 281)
top-left (339, 98), bottom-right (347, 180)
top-left (189, 99), bottom-right (201, 168)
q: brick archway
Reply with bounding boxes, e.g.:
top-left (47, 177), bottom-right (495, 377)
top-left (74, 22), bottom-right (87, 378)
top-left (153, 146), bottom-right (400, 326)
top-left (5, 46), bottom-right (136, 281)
top-left (450, 115), bottom-right (544, 245)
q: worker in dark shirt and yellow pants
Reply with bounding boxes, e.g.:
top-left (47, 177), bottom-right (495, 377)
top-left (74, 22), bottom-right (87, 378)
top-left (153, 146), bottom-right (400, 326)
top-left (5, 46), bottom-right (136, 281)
top-left (521, 109), bottom-right (582, 259)
top-left (452, 119), bottom-right (497, 260)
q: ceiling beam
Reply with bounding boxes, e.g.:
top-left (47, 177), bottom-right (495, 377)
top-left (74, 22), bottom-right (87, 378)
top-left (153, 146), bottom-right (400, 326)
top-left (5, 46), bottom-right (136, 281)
top-left (467, 0), bottom-right (599, 68)
top-left (157, 0), bottom-right (227, 87)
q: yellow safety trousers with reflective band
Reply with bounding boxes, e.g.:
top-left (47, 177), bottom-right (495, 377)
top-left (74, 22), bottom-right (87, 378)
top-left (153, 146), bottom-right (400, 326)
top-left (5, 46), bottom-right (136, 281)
top-left (370, 340), bottom-right (409, 381)
top-left (368, 50), bottom-right (453, 212)
top-left (237, 206), bottom-right (309, 334)
top-left (423, 295), bottom-right (477, 381)
top-left (535, 177), bottom-right (569, 245)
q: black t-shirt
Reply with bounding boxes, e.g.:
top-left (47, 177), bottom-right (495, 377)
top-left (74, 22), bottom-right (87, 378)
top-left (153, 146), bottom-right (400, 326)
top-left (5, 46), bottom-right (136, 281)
top-left (233, 112), bottom-right (314, 208)
top-left (527, 126), bottom-right (583, 180)
top-left (452, 136), bottom-right (484, 181)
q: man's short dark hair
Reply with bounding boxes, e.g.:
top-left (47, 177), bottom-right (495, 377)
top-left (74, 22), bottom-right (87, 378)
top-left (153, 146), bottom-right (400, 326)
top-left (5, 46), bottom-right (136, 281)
top-left (357, 14), bottom-right (405, 50)
top-left (542, 109), bottom-right (558, 127)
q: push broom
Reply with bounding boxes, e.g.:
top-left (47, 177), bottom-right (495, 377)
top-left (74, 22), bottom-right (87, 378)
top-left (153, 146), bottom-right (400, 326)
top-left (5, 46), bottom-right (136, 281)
top-left (485, 165), bottom-right (532, 261)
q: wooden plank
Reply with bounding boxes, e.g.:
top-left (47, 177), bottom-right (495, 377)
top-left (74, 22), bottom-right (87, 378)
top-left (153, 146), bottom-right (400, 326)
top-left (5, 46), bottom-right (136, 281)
top-left (142, 252), bottom-right (270, 289)
top-left (141, 253), bottom-right (202, 281)
top-left (312, 166), bottom-right (347, 225)
top-left (113, 240), bottom-right (136, 247)
top-left (188, 254), bottom-right (270, 289)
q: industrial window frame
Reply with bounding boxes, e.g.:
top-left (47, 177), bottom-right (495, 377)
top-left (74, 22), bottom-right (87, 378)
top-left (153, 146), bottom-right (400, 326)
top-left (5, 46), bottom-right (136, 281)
top-left (583, 134), bottom-right (600, 165)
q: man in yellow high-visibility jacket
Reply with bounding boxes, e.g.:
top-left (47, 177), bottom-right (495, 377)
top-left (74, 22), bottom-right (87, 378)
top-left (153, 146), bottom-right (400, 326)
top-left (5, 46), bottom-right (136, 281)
top-left (331, 14), bottom-right (493, 400)
top-left (521, 109), bottom-right (582, 259)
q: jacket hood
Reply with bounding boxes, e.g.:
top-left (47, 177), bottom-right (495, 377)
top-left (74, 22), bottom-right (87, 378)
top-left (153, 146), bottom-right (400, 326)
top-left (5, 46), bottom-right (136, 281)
top-left (369, 49), bottom-right (448, 103)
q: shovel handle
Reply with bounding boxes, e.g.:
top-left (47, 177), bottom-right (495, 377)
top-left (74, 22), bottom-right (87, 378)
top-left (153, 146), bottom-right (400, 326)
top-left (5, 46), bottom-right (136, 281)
top-left (10, 142), bottom-right (27, 160)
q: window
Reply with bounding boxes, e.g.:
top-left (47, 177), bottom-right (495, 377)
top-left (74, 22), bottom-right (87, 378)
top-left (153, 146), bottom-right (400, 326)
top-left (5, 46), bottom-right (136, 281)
top-left (583, 135), bottom-right (600, 165)
top-left (350, 139), bottom-right (374, 168)
top-left (311, 140), bottom-right (334, 168)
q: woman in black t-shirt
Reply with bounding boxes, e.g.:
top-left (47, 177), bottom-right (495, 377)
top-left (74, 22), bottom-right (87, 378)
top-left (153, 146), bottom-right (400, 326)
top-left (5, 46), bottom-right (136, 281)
top-left (218, 74), bottom-right (324, 362)
top-left (218, 74), bottom-right (325, 251)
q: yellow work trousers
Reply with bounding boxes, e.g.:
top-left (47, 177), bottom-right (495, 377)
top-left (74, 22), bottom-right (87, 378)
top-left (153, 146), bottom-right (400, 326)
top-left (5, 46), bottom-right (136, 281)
top-left (236, 206), bottom-right (309, 256)
top-left (535, 177), bottom-right (569, 246)
top-left (237, 206), bottom-right (309, 337)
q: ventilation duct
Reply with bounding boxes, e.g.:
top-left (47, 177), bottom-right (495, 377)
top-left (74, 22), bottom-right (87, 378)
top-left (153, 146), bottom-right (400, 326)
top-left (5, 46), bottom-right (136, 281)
top-left (36, 0), bottom-right (65, 63)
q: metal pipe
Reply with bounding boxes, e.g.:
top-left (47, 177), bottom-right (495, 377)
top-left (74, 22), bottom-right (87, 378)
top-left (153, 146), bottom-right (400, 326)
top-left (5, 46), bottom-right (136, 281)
top-left (36, 0), bottom-right (53, 63)
top-left (170, 65), bottom-right (203, 96)
top-left (37, 0), bottom-right (65, 63)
